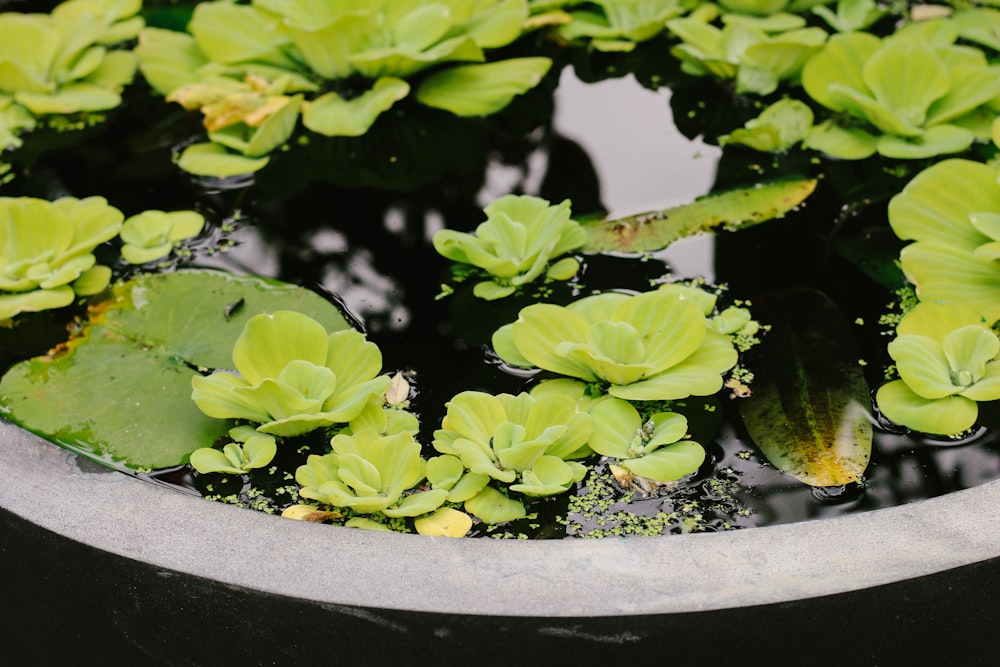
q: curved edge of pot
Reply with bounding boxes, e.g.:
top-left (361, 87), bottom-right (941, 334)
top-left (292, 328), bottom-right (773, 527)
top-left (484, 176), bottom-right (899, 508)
top-left (4, 420), bottom-right (1000, 619)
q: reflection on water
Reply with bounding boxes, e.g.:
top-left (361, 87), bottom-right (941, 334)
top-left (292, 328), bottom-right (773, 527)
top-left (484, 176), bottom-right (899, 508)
top-left (3, 45), bottom-right (998, 535)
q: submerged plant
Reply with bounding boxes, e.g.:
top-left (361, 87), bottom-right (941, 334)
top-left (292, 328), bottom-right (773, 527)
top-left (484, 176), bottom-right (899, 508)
top-left (191, 310), bottom-right (392, 436)
top-left (0, 196), bottom-right (122, 320)
top-left (800, 21), bottom-right (1000, 159)
top-left (887, 159), bottom-right (1000, 325)
top-left (0, 0), bottom-right (142, 153)
top-left (296, 428), bottom-right (448, 524)
top-left (492, 284), bottom-right (740, 400)
top-left (433, 194), bottom-right (587, 300)
top-left (875, 301), bottom-right (1000, 436)
top-left (136, 0), bottom-right (550, 176)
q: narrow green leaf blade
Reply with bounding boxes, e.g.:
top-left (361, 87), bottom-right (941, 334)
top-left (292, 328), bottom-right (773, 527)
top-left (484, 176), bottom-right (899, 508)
top-left (581, 178), bottom-right (816, 254)
top-left (736, 288), bottom-right (872, 487)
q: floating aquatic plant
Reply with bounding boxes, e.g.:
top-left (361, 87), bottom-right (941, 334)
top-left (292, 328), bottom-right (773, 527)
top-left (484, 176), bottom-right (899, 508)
top-left (666, 12), bottom-right (827, 95)
top-left (136, 0), bottom-right (550, 177)
top-left (0, 0), bottom-right (142, 153)
top-left (0, 196), bottom-right (122, 320)
top-left (801, 22), bottom-right (1000, 159)
top-left (189, 425), bottom-right (278, 475)
top-left (191, 310), bottom-right (392, 436)
top-left (296, 428), bottom-right (449, 524)
top-left (430, 390), bottom-right (593, 522)
top-left (586, 397), bottom-right (704, 482)
top-left (875, 301), bottom-right (1000, 436)
top-left (811, 0), bottom-right (886, 33)
top-left (433, 194), bottom-right (587, 300)
top-left (887, 158), bottom-right (1000, 325)
top-left (119, 210), bottom-right (205, 264)
top-left (491, 284), bottom-right (740, 401)
top-left (719, 97), bottom-right (814, 152)
top-left (533, 0), bottom-right (694, 51)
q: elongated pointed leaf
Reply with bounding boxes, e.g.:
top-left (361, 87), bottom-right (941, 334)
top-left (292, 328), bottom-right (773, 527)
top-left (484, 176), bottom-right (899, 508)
top-left (581, 178), bottom-right (816, 253)
top-left (736, 288), bottom-right (872, 487)
top-left (0, 270), bottom-right (351, 471)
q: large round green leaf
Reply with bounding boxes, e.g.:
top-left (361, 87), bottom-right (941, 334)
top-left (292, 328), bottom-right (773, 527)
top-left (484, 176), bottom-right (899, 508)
top-left (0, 270), bottom-right (352, 471)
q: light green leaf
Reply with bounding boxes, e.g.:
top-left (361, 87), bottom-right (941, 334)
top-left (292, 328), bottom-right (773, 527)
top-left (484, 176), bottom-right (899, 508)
top-left (620, 440), bottom-right (705, 482)
top-left (176, 142), bottom-right (270, 177)
top-left (876, 380), bottom-right (979, 436)
top-left (302, 78), bottom-right (410, 137)
top-left (416, 57), bottom-right (552, 117)
top-left (464, 486), bottom-right (527, 524)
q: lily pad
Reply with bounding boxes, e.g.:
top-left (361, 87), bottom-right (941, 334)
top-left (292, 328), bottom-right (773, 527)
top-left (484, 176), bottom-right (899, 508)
top-left (581, 178), bottom-right (816, 253)
top-left (0, 270), bottom-right (351, 471)
top-left (736, 288), bottom-right (872, 487)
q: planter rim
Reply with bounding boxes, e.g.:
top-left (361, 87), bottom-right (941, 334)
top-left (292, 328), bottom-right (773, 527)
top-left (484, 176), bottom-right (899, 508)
top-left (3, 421), bottom-right (999, 617)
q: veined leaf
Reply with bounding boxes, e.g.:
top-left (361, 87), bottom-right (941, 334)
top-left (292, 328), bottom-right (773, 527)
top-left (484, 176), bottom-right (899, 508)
top-left (581, 178), bottom-right (816, 254)
top-left (736, 288), bottom-right (872, 487)
top-left (0, 270), bottom-right (351, 471)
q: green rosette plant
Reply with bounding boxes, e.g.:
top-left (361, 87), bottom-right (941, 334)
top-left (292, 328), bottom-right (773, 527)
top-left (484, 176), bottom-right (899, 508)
top-left (800, 21), bottom-right (1000, 160)
top-left (887, 158), bottom-right (1000, 325)
top-left (433, 194), bottom-right (588, 300)
top-left (875, 301), bottom-right (1000, 436)
top-left (0, 0), bottom-right (142, 153)
top-left (429, 390), bottom-right (593, 522)
top-left (191, 310), bottom-right (393, 436)
top-left (136, 0), bottom-right (551, 177)
top-left (0, 196), bottom-right (122, 320)
top-left (295, 429), bottom-right (449, 524)
top-left (719, 97), bottom-right (814, 152)
top-left (119, 210), bottom-right (206, 264)
top-left (189, 425), bottom-right (278, 475)
top-left (666, 13), bottom-right (827, 96)
top-left (533, 0), bottom-right (694, 52)
top-left (491, 285), bottom-right (740, 401)
top-left (587, 398), bottom-right (704, 482)
top-left (811, 0), bottom-right (885, 33)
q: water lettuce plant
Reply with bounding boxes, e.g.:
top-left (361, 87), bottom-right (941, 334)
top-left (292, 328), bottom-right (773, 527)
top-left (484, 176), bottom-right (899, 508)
top-left (433, 194), bottom-right (587, 300)
top-left (666, 12), bottom-right (827, 95)
top-left (191, 310), bottom-right (392, 436)
top-left (719, 97), bottom-right (814, 152)
top-left (491, 284), bottom-right (740, 400)
top-left (119, 210), bottom-right (205, 264)
top-left (296, 429), bottom-right (449, 525)
top-left (189, 425), bottom-right (278, 475)
top-left (0, 196), bottom-right (121, 320)
top-left (875, 301), bottom-right (1000, 436)
top-left (532, 0), bottom-right (693, 51)
top-left (586, 397), bottom-right (705, 482)
top-left (887, 159), bottom-right (1000, 326)
top-left (430, 390), bottom-right (593, 522)
top-left (800, 22), bottom-right (1000, 159)
top-left (0, 0), bottom-right (141, 153)
top-left (136, 0), bottom-right (550, 177)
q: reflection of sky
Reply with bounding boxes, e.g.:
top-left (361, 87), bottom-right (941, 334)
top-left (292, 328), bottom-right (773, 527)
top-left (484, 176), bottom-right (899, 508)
top-left (551, 69), bottom-right (722, 282)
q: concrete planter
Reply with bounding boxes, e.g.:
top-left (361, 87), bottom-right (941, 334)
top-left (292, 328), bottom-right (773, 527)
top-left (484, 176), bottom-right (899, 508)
top-left (3, 420), bottom-right (1000, 666)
